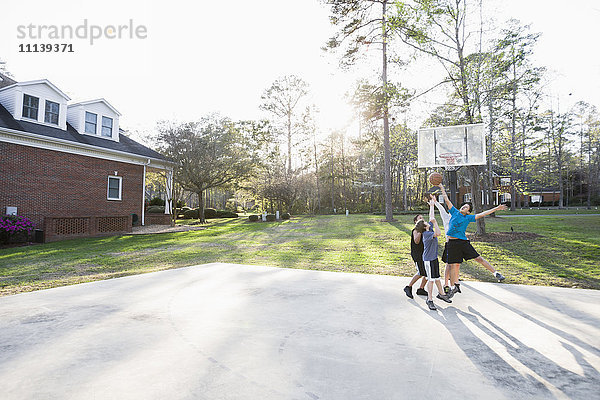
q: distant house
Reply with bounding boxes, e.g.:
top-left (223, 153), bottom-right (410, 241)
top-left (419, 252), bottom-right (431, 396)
top-left (459, 173), bottom-right (561, 206)
top-left (0, 73), bottom-right (174, 242)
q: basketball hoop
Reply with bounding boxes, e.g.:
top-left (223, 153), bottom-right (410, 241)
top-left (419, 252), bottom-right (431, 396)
top-left (439, 152), bottom-right (462, 171)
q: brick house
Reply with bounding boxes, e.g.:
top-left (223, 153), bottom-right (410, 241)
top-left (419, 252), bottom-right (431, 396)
top-left (0, 73), bottom-right (174, 242)
top-left (459, 174), bottom-right (561, 206)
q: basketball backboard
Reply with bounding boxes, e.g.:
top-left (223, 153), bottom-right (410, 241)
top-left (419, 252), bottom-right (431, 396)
top-left (417, 123), bottom-right (486, 169)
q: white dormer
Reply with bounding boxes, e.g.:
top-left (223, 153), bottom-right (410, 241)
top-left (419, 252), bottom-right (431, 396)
top-left (0, 79), bottom-right (70, 130)
top-left (67, 99), bottom-right (121, 142)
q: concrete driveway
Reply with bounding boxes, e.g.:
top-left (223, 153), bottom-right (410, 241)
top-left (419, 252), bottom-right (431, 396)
top-left (0, 263), bottom-right (598, 399)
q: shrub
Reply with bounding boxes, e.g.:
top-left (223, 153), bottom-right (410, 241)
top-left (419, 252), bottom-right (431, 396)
top-left (0, 215), bottom-right (35, 244)
top-left (281, 213), bottom-right (291, 220)
top-left (249, 215), bottom-right (259, 222)
top-left (216, 210), bottom-right (238, 218)
top-left (146, 206), bottom-right (165, 214)
top-left (149, 197), bottom-right (165, 206)
top-left (204, 208), bottom-right (218, 219)
top-left (266, 214), bottom-right (276, 222)
top-left (183, 209), bottom-right (199, 219)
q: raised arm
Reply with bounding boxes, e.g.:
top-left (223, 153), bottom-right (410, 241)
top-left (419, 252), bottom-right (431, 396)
top-left (428, 199), bottom-right (441, 237)
top-left (438, 183), bottom-right (453, 210)
top-left (475, 204), bottom-right (508, 220)
top-left (431, 218), bottom-right (441, 237)
top-left (431, 194), bottom-right (450, 220)
top-left (429, 198), bottom-right (435, 222)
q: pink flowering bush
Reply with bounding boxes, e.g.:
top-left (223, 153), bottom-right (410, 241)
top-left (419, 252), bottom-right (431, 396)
top-left (0, 215), bottom-right (35, 244)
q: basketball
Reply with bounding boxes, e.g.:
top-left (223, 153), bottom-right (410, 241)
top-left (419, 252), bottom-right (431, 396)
top-left (429, 172), bottom-right (443, 186)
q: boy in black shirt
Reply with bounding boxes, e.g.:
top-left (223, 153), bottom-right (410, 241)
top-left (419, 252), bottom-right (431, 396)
top-left (403, 214), bottom-right (428, 298)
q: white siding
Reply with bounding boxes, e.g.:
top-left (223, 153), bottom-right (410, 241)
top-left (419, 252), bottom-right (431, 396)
top-left (67, 104), bottom-right (84, 133)
top-left (0, 86), bottom-right (17, 115)
top-left (8, 83), bottom-right (68, 130)
top-left (67, 100), bottom-right (120, 142)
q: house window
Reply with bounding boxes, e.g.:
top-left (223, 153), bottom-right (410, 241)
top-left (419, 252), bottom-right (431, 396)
top-left (101, 116), bottom-right (113, 137)
top-left (107, 176), bottom-right (122, 200)
top-left (531, 195), bottom-right (542, 203)
top-left (44, 100), bottom-right (60, 125)
top-left (85, 112), bottom-right (97, 134)
top-left (500, 177), bottom-right (511, 186)
top-left (463, 193), bottom-right (472, 202)
top-left (22, 94), bottom-right (39, 120)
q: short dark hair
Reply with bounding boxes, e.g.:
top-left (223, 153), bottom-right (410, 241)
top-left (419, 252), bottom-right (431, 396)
top-left (413, 214), bottom-right (423, 223)
top-left (459, 202), bottom-right (473, 213)
top-left (415, 220), bottom-right (427, 233)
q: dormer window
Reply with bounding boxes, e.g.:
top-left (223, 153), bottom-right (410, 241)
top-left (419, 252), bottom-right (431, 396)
top-left (85, 112), bottom-right (97, 134)
top-left (23, 94), bottom-right (39, 120)
top-left (101, 116), bottom-right (113, 137)
top-left (44, 100), bottom-right (60, 125)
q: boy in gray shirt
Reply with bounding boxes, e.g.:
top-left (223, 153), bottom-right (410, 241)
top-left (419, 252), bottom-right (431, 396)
top-left (414, 198), bottom-right (453, 310)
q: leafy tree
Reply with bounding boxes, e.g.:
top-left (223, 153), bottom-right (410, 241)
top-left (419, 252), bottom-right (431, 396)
top-left (571, 102), bottom-right (600, 208)
top-left (156, 115), bottom-right (267, 223)
top-left (533, 109), bottom-right (574, 208)
top-left (323, 0), bottom-right (402, 221)
top-left (493, 20), bottom-right (543, 210)
top-left (390, 0), bottom-right (495, 233)
top-left (260, 75), bottom-right (309, 175)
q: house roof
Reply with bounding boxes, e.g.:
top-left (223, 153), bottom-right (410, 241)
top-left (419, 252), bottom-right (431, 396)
top-left (68, 98), bottom-right (122, 116)
top-left (0, 72), bottom-right (17, 89)
top-left (0, 103), bottom-right (167, 162)
top-left (0, 79), bottom-right (71, 101)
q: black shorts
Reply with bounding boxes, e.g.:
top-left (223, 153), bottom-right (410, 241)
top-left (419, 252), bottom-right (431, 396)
top-left (441, 242), bottom-right (448, 263)
top-left (414, 260), bottom-right (426, 276)
top-left (424, 258), bottom-right (441, 281)
top-left (447, 239), bottom-right (480, 264)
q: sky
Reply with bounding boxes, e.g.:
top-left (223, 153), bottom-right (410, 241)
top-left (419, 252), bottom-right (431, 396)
top-left (1, 0), bottom-right (599, 145)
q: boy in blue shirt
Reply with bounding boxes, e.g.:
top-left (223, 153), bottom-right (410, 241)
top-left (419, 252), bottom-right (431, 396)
top-left (414, 198), bottom-right (453, 310)
top-left (438, 183), bottom-right (508, 297)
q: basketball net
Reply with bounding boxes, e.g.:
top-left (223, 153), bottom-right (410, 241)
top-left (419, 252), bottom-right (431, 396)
top-left (439, 152), bottom-right (462, 171)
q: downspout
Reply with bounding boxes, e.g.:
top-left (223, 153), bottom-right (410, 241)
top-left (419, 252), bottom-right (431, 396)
top-left (164, 168), bottom-right (174, 226)
top-left (141, 158), bottom-right (150, 226)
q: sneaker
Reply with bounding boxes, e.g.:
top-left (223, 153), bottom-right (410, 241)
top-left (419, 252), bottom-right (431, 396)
top-left (416, 288), bottom-right (428, 296)
top-left (443, 286), bottom-right (450, 295)
top-left (426, 300), bottom-right (437, 311)
top-left (495, 272), bottom-right (506, 282)
top-left (454, 283), bottom-right (461, 293)
top-left (436, 293), bottom-right (452, 303)
top-left (403, 286), bottom-right (413, 299)
top-left (447, 285), bottom-right (460, 299)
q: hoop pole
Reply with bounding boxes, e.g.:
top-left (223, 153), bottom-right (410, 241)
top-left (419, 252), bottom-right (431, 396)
top-left (448, 169), bottom-right (459, 207)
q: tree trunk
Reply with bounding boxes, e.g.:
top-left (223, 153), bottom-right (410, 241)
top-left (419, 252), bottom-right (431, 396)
top-left (470, 167), bottom-right (485, 234)
top-left (331, 144), bottom-right (335, 212)
top-left (487, 98), bottom-right (495, 206)
top-left (382, 0), bottom-right (394, 221)
top-left (510, 51), bottom-right (517, 211)
top-left (197, 190), bottom-right (205, 224)
top-left (287, 113), bottom-right (292, 174)
top-left (587, 135), bottom-right (592, 208)
top-left (314, 137), bottom-right (322, 214)
top-left (402, 165), bottom-right (408, 210)
top-left (341, 134), bottom-right (347, 212)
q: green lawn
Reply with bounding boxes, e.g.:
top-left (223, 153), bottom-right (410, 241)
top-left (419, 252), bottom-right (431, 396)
top-left (1, 214), bottom-right (599, 296)
top-left (494, 208), bottom-right (599, 215)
